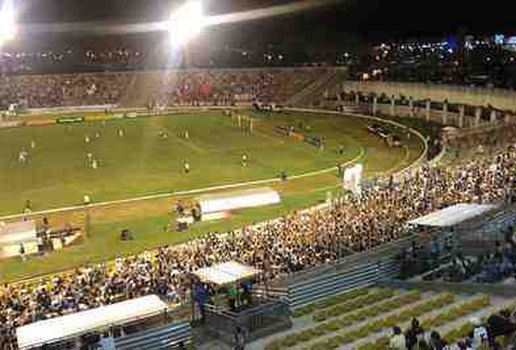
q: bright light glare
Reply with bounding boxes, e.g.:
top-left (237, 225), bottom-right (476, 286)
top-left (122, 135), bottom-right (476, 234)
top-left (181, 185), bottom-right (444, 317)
top-left (0, 0), bottom-right (16, 46)
top-left (168, 1), bottom-right (205, 47)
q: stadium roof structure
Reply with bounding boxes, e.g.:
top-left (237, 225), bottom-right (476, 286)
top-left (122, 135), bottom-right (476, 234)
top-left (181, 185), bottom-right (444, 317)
top-left (407, 203), bottom-right (498, 228)
top-left (193, 260), bottom-right (261, 286)
top-left (16, 295), bottom-right (167, 349)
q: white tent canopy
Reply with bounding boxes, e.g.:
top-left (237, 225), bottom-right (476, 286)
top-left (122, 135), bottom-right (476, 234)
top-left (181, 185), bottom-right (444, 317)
top-left (16, 295), bottom-right (167, 349)
top-left (193, 260), bottom-right (261, 286)
top-left (198, 187), bottom-right (280, 214)
top-left (408, 203), bottom-right (498, 228)
top-left (0, 220), bottom-right (36, 245)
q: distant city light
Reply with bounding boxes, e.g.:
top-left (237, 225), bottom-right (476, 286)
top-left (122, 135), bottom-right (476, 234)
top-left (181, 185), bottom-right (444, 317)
top-left (0, 0), bottom-right (16, 46)
top-left (494, 34), bottom-right (505, 45)
top-left (167, 1), bottom-right (205, 48)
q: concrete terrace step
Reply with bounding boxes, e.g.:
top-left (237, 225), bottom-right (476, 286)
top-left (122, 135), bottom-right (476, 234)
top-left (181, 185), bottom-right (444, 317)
top-left (286, 291), bottom-right (436, 350)
top-left (246, 289), bottom-right (422, 350)
top-left (343, 293), bottom-right (481, 349)
top-left (431, 296), bottom-right (516, 347)
top-left (344, 294), bottom-right (516, 350)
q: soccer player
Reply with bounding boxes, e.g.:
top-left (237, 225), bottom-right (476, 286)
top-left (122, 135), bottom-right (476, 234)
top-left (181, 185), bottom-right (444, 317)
top-left (84, 135), bottom-right (90, 144)
top-left (241, 153), bottom-right (248, 167)
top-left (30, 140), bottom-right (36, 149)
top-left (23, 199), bottom-right (32, 214)
top-left (18, 149), bottom-right (28, 164)
top-left (183, 160), bottom-right (190, 174)
top-left (319, 137), bottom-right (326, 151)
top-left (184, 130), bottom-right (190, 140)
top-left (118, 129), bottom-right (124, 137)
top-left (18, 151), bottom-right (25, 164)
top-left (92, 159), bottom-right (99, 170)
top-left (19, 243), bottom-right (26, 262)
top-left (86, 153), bottom-right (93, 163)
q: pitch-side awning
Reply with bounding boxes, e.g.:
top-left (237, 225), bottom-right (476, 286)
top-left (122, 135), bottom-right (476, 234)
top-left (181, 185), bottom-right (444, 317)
top-left (16, 295), bottom-right (167, 349)
top-left (407, 203), bottom-right (498, 228)
top-left (193, 260), bottom-right (261, 286)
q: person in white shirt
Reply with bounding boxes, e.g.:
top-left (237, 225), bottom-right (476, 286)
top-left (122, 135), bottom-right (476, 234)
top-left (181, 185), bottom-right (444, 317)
top-left (470, 317), bottom-right (488, 349)
top-left (390, 326), bottom-right (407, 350)
top-left (183, 160), bottom-right (190, 174)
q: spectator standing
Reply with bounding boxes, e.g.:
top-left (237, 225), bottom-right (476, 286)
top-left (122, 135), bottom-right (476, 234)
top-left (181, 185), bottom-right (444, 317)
top-left (390, 326), bottom-right (407, 350)
top-left (470, 318), bottom-right (489, 349)
top-left (405, 318), bottom-right (424, 350)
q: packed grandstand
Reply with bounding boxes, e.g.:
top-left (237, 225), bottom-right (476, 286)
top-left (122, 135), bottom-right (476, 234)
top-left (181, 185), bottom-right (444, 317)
top-left (1, 1), bottom-right (516, 350)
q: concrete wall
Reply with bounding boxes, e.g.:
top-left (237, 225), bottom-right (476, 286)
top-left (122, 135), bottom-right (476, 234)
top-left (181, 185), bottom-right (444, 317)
top-left (342, 81), bottom-right (516, 111)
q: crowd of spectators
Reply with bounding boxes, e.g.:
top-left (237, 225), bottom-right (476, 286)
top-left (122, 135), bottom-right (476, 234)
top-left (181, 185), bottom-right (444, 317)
top-left (475, 241), bottom-right (516, 283)
top-left (413, 237), bottom-right (516, 284)
top-left (0, 68), bottom-right (323, 109)
top-left (149, 68), bottom-right (322, 107)
top-left (1, 110), bottom-right (516, 348)
top-left (390, 310), bottom-right (516, 350)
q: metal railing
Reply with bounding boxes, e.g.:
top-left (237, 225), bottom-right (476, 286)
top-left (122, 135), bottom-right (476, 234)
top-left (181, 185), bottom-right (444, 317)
top-left (114, 321), bottom-right (192, 350)
top-left (287, 260), bottom-right (399, 309)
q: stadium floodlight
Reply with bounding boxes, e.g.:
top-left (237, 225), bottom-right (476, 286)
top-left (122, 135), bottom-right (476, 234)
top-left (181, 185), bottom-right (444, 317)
top-left (167, 0), bottom-right (205, 48)
top-left (0, 0), bottom-right (16, 46)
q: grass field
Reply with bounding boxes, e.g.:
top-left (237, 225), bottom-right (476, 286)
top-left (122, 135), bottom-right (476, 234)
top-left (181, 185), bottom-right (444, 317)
top-left (0, 110), bottom-right (426, 282)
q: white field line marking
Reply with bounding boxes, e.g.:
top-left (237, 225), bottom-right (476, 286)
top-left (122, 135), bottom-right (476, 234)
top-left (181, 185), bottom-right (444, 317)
top-left (0, 109), bottom-right (426, 221)
top-left (0, 148), bottom-right (365, 221)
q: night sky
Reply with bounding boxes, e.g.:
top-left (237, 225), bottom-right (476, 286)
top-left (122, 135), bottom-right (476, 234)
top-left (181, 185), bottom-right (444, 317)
top-left (11, 0), bottom-right (516, 46)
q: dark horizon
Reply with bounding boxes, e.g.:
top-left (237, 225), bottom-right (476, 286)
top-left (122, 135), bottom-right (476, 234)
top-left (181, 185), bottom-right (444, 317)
top-left (5, 0), bottom-right (516, 50)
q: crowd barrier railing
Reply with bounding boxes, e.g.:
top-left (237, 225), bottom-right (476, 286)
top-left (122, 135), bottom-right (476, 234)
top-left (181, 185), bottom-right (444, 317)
top-left (114, 321), bottom-right (192, 350)
top-left (287, 259), bottom-right (399, 309)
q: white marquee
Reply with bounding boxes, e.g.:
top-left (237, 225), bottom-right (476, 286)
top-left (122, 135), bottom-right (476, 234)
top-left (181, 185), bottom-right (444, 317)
top-left (408, 203), bottom-right (498, 228)
top-left (16, 295), bottom-right (167, 349)
top-left (193, 260), bottom-right (261, 286)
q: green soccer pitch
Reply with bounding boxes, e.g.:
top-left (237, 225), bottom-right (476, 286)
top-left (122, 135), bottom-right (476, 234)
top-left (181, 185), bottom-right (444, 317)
top-left (0, 110), bottom-right (427, 282)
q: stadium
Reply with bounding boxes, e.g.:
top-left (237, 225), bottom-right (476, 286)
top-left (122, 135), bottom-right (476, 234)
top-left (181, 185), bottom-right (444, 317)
top-left (0, 0), bottom-right (516, 349)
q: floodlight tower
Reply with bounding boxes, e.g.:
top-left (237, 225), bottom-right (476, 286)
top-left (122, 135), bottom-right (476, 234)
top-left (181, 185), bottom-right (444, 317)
top-left (0, 0), bottom-right (16, 47)
top-left (168, 0), bottom-right (205, 48)
top-left (166, 0), bottom-right (205, 67)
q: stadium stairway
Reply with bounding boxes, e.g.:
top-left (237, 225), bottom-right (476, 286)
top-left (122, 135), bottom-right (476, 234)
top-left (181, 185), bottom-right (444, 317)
top-left (117, 71), bottom-right (162, 108)
top-left (283, 68), bottom-right (339, 108)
